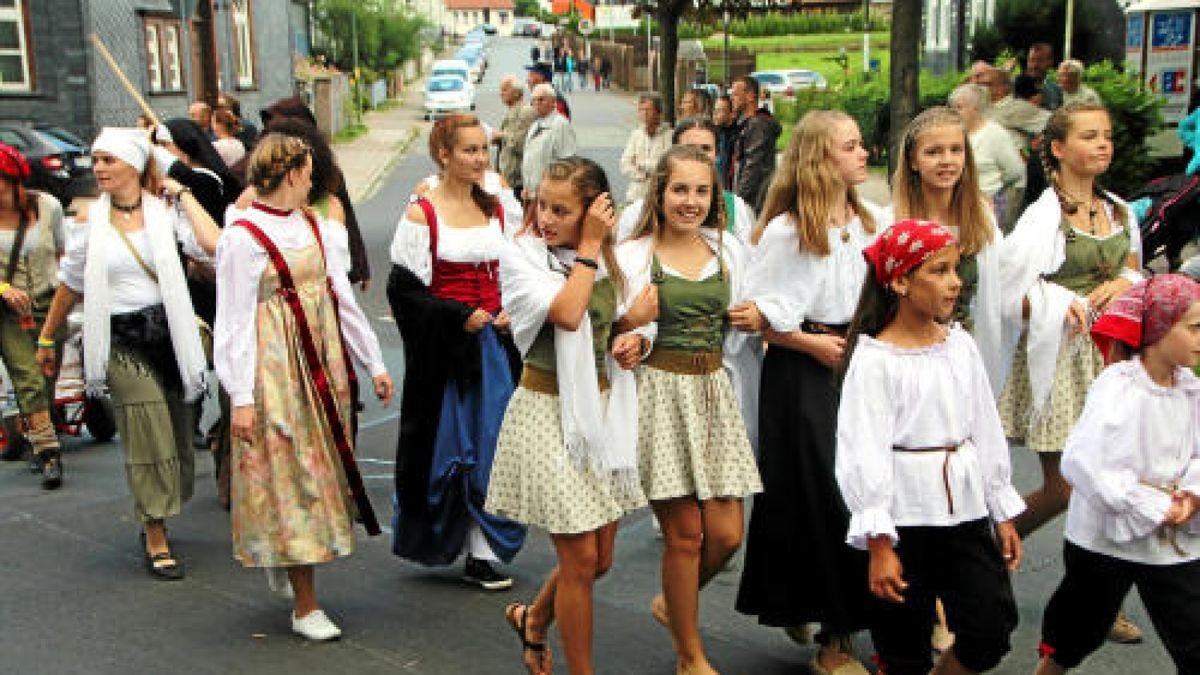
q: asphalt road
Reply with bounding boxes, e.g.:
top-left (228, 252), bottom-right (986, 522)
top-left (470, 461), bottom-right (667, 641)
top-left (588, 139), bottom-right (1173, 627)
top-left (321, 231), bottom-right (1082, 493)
top-left (0, 37), bottom-right (1172, 674)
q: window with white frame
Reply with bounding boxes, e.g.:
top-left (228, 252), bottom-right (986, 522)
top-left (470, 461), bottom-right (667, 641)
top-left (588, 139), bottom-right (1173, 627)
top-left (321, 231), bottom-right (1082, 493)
top-left (145, 24), bottom-right (162, 92)
top-left (163, 24), bottom-right (181, 91)
top-left (231, 0), bottom-right (256, 88)
top-left (0, 0), bottom-right (32, 92)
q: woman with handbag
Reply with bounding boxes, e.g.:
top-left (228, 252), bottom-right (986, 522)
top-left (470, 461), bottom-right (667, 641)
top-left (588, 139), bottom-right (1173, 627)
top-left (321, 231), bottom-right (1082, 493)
top-left (215, 133), bottom-right (393, 640)
top-left (35, 128), bottom-right (221, 580)
top-left (0, 142), bottom-right (66, 489)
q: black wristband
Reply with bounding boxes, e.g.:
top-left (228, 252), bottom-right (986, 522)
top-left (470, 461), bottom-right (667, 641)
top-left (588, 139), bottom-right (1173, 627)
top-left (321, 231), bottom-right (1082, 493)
top-left (575, 256), bottom-right (599, 270)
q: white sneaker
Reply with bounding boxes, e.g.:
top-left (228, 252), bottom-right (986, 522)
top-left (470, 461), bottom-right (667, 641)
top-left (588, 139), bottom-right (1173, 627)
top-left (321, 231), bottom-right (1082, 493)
top-left (291, 609), bottom-right (342, 641)
top-left (265, 567), bottom-right (294, 599)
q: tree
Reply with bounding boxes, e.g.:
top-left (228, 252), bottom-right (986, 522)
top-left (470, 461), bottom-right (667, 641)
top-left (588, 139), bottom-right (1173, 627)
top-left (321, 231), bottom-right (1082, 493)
top-left (994, 0), bottom-right (1123, 65)
top-left (312, 0), bottom-right (427, 75)
top-left (890, 0), bottom-right (921, 176)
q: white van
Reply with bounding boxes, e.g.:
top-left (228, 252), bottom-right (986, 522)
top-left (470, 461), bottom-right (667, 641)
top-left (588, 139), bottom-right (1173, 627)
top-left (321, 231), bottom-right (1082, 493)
top-left (431, 59), bottom-right (474, 99)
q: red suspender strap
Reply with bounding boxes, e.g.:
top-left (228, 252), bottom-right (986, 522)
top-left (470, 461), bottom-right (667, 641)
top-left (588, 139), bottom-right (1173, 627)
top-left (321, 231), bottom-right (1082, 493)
top-left (233, 218), bottom-right (381, 536)
top-left (415, 196), bottom-right (439, 260)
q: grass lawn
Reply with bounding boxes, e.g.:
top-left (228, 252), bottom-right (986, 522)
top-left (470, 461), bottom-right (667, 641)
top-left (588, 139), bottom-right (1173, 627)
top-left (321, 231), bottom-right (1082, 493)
top-left (756, 49), bottom-right (891, 82)
top-left (698, 31), bottom-right (889, 51)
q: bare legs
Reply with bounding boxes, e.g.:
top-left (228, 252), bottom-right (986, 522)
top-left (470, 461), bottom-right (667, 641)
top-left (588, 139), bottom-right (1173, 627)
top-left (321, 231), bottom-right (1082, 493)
top-left (287, 565), bottom-right (318, 617)
top-left (507, 522), bottom-right (619, 675)
top-left (1014, 453), bottom-right (1072, 538)
top-left (652, 497), bottom-right (745, 675)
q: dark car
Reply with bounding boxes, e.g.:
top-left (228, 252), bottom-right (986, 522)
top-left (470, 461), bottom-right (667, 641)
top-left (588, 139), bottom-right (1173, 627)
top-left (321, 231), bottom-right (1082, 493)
top-left (481, 23), bottom-right (497, 35)
top-left (0, 124), bottom-right (97, 207)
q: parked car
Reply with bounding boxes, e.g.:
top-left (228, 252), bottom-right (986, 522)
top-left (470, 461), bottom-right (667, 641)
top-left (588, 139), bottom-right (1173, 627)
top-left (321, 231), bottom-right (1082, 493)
top-left (33, 124), bottom-right (88, 150)
top-left (481, 23), bottom-right (497, 35)
top-left (424, 76), bottom-right (475, 120)
top-left (0, 123), bottom-right (97, 207)
top-left (513, 18), bottom-right (540, 37)
top-left (783, 69), bottom-right (828, 91)
top-left (456, 45), bottom-right (486, 82)
top-left (430, 59), bottom-right (475, 96)
top-left (749, 70), bottom-right (795, 100)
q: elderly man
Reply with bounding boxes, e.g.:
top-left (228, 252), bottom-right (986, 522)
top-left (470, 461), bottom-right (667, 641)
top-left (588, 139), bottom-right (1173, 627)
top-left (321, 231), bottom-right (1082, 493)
top-left (986, 70), bottom-right (1051, 156)
top-left (1025, 42), bottom-right (1062, 110)
top-left (521, 82), bottom-right (577, 201)
top-left (525, 62), bottom-right (570, 119)
top-left (188, 100), bottom-right (214, 139)
top-left (1057, 59), bottom-right (1102, 107)
top-left (620, 94), bottom-right (672, 204)
top-left (728, 75), bottom-right (780, 212)
top-left (950, 84), bottom-right (1026, 231)
top-left (492, 75), bottom-right (537, 199)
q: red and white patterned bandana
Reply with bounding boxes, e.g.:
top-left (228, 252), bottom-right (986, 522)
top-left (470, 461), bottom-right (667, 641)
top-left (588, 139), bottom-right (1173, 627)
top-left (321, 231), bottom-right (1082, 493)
top-left (862, 219), bottom-right (957, 287)
top-left (0, 142), bottom-right (30, 182)
top-left (1092, 274), bottom-right (1200, 354)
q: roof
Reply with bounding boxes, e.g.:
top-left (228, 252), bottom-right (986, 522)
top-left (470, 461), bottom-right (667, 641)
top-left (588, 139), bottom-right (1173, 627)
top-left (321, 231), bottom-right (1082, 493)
top-left (444, 0), bottom-right (515, 9)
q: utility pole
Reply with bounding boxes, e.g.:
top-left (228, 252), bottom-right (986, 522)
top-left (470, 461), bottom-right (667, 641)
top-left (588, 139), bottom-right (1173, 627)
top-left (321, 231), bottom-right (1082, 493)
top-left (723, 5), bottom-right (730, 85)
top-left (352, 8), bottom-right (361, 124)
top-left (862, 0), bottom-right (870, 78)
top-left (1064, 0), bottom-right (1075, 60)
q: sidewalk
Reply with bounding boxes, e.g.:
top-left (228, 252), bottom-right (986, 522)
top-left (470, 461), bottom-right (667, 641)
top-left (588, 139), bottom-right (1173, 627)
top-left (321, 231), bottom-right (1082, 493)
top-left (335, 81), bottom-right (427, 204)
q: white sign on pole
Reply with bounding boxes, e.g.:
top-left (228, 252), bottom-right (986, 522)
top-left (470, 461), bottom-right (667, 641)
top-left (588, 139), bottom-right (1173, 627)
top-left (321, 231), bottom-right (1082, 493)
top-left (596, 5), bottom-right (638, 29)
top-left (1146, 10), bottom-right (1195, 124)
top-left (578, 18), bottom-right (594, 35)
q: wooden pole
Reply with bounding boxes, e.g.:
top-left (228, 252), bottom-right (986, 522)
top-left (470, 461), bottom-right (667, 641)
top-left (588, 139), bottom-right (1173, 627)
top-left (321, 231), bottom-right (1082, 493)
top-left (89, 32), bottom-right (159, 126)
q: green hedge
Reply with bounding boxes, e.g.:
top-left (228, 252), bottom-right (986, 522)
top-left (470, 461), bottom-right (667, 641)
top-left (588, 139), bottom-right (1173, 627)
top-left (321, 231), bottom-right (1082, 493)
top-left (607, 10), bottom-right (888, 40)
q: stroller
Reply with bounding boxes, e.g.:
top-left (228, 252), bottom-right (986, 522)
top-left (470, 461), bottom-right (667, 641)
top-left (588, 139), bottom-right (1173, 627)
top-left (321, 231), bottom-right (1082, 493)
top-left (1131, 172), bottom-right (1200, 272)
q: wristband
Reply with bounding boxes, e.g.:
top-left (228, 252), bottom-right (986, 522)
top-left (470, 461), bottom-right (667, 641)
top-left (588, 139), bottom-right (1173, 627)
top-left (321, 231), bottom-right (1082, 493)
top-left (177, 186), bottom-right (193, 199)
top-left (36, 337), bottom-right (55, 348)
top-left (575, 256), bottom-right (599, 270)
top-left (0, 282), bottom-right (9, 295)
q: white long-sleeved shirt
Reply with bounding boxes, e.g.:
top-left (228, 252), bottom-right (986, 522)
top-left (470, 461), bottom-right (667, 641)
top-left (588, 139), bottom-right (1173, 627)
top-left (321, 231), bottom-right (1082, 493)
top-left (746, 209), bottom-right (883, 331)
top-left (835, 327), bottom-right (1026, 550)
top-left (388, 211), bottom-right (507, 281)
top-left (619, 123), bottom-right (672, 204)
top-left (1062, 359), bottom-right (1200, 565)
top-left (215, 204), bottom-right (386, 407)
top-left (970, 119), bottom-right (1026, 195)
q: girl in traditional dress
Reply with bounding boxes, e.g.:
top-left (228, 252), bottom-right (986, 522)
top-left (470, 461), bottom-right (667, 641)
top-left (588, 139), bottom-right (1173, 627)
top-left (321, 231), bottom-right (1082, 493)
top-left (388, 114), bottom-right (526, 589)
top-left (489, 157), bottom-right (648, 675)
top-left (620, 144), bottom-right (763, 675)
top-left (889, 107), bottom-right (1007, 394)
top-left (215, 133), bottom-right (393, 640)
top-left (1036, 275), bottom-right (1200, 673)
top-left (836, 220), bottom-right (1025, 675)
top-left (36, 128), bottom-right (220, 578)
top-left (733, 110), bottom-right (880, 675)
top-left (0, 142), bottom-right (67, 488)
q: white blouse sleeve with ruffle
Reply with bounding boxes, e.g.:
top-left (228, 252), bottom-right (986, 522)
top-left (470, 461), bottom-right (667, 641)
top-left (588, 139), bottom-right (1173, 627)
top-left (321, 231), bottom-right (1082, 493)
top-left (836, 342), bottom-right (900, 549)
top-left (389, 215), bottom-right (433, 285)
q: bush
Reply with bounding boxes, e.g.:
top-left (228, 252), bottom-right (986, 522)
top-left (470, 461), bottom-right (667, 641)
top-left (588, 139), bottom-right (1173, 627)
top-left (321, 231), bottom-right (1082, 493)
top-left (612, 9), bottom-right (889, 40)
top-left (1084, 60), bottom-right (1164, 195)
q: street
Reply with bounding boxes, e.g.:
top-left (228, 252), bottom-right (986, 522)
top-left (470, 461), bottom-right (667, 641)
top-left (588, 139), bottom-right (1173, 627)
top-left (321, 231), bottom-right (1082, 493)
top-left (0, 37), bottom-right (1172, 674)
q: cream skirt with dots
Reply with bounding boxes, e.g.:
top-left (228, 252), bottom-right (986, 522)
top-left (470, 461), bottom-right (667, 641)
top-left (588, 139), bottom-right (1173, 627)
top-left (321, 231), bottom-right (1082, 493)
top-left (636, 366), bottom-right (762, 502)
top-left (998, 332), bottom-right (1104, 452)
top-left (486, 386), bottom-right (647, 535)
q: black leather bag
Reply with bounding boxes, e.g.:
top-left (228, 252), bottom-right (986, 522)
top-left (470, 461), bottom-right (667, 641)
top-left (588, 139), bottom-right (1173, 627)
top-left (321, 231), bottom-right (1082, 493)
top-left (110, 304), bottom-right (171, 351)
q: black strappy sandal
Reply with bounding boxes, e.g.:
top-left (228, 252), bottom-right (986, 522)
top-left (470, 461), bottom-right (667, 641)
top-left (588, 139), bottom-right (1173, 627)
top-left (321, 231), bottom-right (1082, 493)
top-left (504, 603), bottom-right (547, 672)
top-left (140, 531), bottom-right (184, 581)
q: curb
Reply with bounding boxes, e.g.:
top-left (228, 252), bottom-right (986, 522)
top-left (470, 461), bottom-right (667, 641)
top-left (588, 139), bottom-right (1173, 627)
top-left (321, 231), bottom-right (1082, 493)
top-left (353, 123), bottom-right (422, 204)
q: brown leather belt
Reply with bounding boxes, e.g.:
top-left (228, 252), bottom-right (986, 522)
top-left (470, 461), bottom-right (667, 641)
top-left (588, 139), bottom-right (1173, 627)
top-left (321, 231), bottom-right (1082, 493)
top-left (643, 348), bottom-right (722, 375)
top-left (519, 364), bottom-right (609, 395)
top-left (892, 443), bottom-right (961, 514)
top-left (802, 320), bottom-right (849, 337)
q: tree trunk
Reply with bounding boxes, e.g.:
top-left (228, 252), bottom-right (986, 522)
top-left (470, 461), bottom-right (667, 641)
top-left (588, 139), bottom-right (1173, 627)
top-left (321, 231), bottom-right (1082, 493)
top-left (656, 0), bottom-right (685, 126)
top-left (889, 0), bottom-right (921, 177)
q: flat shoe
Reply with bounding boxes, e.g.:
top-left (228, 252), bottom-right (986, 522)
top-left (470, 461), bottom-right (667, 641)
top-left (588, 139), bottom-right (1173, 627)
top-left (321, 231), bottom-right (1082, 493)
top-left (140, 531), bottom-right (184, 581)
top-left (291, 609), bottom-right (341, 641)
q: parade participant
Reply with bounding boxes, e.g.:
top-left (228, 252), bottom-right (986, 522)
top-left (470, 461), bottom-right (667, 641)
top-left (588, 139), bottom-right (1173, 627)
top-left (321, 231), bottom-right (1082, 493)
top-left (388, 114), bottom-right (526, 589)
top-left (617, 117), bottom-right (755, 244)
top-left (621, 144), bottom-right (763, 675)
top-left (1035, 275), bottom-right (1200, 674)
top-left (215, 133), bottom-right (392, 640)
top-left (35, 128), bottom-right (220, 579)
top-left (0, 143), bottom-right (66, 488)
top-left (890, 106), bottom-right (1007, 393)
top-left (734, 110), bottom-right (881, 675)
top-left (490, 157), bottom-right (647, 675)
top-left (836, 220), bottom-right (1025, 675)
top-left (948, 85), bottom-right (1026, 233)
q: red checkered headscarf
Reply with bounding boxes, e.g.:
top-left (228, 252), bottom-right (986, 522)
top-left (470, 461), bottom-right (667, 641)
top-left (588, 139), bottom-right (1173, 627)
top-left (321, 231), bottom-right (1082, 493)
top-left (1092, 274), bottom-right (1200, 358)
top-left (0, 142), bottom-right (30, 182)
top-left (863, 219), bottom-right (957, 287)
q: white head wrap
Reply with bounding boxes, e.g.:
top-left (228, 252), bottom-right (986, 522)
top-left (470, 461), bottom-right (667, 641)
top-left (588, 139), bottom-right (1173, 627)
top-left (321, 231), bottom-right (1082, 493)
top-left (92, 127), bottom-right (150, 173)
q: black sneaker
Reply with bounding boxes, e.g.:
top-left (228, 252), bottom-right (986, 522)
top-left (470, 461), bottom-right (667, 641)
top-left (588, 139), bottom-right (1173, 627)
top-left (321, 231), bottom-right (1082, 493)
top-left (34, 450), bottom-right (63, 490)
top-left (463, 556), bottom-right (513, 591)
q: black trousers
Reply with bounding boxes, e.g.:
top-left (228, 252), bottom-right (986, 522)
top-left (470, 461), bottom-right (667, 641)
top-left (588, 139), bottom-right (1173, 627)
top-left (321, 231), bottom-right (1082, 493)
top-left (1041, 541), bottom-right (1200, 672)
top-left (869, 518), bottom-right (1017, 675)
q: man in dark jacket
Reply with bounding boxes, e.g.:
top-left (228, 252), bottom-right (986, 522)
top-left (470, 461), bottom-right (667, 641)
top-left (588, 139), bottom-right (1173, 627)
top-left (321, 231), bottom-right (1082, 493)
top-left (728, 75), bottom-right (781, 212)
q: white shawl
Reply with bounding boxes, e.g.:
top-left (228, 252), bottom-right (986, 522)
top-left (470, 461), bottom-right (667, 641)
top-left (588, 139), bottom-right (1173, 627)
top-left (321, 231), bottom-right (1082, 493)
top-left (498, 235), bottom-right (640, 497)
top-left (83, 193), bottom-right (207, 402)
top-left (999, 188), bottom-right (1141, 416)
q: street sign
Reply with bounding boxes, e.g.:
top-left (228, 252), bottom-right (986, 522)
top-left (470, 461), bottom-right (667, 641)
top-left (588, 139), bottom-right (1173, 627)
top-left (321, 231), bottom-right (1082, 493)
top-left (578, 18), bottom-right (594, 35)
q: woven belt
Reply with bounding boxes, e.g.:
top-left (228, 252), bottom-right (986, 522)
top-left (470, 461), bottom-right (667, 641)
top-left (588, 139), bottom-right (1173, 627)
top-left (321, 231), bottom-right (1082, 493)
top-left (892, 443), bottom-right (962, 514)
top-left (643, 348), bottom-right (722, 375)
top-left (519, 364), bottom-right (609, 395)
top-left (1141, 480), bottom-right (1189, 557)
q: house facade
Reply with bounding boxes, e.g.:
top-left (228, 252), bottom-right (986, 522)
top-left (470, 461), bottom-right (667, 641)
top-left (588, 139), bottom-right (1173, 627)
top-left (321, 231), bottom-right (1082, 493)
top-left (443, 0), bottom-right (516, 37)
top-left (0, 0), bottom-right (311, 143)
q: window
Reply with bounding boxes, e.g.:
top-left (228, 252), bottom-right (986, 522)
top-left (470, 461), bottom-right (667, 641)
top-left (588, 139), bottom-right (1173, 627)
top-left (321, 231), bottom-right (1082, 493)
top-left (143, 16), bottom-right (183, 93)
top-left (231, 0), bottom-right (256, 89)
top-left (0, 0), bottom-right (32, 92)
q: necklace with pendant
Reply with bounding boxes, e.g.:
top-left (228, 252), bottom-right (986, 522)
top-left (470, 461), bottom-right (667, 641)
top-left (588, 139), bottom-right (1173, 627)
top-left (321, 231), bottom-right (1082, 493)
top-left (112, 197), bottom-right (142, 222)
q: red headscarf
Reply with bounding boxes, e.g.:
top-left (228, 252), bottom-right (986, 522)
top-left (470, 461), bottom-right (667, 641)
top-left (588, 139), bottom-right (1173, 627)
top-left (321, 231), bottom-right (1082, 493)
top-left (863, 219), bottom-right (957, 287)
top-left (1091, 274), bottom-right (1200, 360)
top-left (0, 142), bottom-right (30, 182)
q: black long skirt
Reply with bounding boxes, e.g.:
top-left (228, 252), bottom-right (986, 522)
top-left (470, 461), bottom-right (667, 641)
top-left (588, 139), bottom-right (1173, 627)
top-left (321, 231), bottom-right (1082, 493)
top-left (735, 347), bottom-right (871, 633)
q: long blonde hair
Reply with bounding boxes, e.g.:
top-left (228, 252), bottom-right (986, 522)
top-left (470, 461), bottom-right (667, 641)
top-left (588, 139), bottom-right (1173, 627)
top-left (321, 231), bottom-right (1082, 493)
top-left (892, 107), bottom-right (993, 256)
top-left (629, 144), bottom-right (727, 241)
top-left (754, 110), bottom-right (876, 254)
